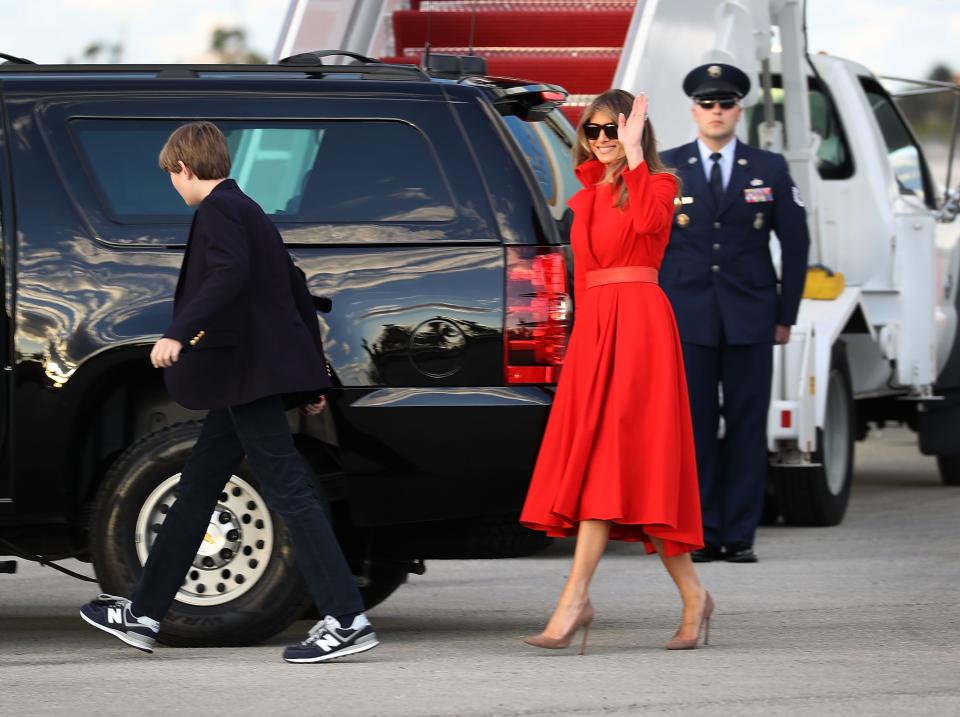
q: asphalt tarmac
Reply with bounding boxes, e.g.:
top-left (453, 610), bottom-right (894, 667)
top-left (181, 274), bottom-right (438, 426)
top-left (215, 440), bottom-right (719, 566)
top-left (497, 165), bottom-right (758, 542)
top-left (2, 426), bottom-right (958, 716)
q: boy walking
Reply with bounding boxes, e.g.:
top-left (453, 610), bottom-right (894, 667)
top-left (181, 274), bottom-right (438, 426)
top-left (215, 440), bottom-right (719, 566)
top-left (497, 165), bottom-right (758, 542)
top-left (80, 121), bottom-right (377, 663)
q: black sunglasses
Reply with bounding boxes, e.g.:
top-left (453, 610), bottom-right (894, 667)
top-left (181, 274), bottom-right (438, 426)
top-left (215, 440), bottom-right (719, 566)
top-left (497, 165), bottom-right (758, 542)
top-left (583, 123), bottom-right (618, 140)
top-left (695, 98), bottom-right (739, 110)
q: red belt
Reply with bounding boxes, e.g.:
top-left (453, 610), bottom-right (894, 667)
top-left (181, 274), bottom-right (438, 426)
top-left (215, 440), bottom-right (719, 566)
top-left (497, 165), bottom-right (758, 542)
top-left (585, 266), bottom-right (659, 289)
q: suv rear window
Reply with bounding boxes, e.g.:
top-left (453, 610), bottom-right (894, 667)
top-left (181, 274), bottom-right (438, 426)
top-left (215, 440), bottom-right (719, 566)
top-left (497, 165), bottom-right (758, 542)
top-left (71, 119), bottom-right (456, 223)
top-left (502, 113), bottom-right (578, 211)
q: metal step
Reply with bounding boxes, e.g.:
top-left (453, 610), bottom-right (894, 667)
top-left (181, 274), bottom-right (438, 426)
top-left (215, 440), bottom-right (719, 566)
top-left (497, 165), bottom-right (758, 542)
top-left (418, 1), bottom-right (637, 11)
top-left (388, 1), bottom-right (635, 124)
top-left (392, 9), bottom-right (633, 52)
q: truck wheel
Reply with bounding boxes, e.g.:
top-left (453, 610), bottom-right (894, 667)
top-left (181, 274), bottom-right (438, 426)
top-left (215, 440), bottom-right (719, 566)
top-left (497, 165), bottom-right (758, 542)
top-left (935, 455), bottom-right (960, 486)
top-left (92, 422), bottom-right (324, 647)
top-left (759, 484), bottom-right (781, 525)
top-left (774, 344), bottom-right (855, 526)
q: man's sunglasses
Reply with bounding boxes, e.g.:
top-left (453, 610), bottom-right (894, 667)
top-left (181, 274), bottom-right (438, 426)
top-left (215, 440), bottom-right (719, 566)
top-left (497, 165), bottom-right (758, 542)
top-left (695, 98), bottom-right (739, 110)
top-left (583, 123), bottom-right (618, 140)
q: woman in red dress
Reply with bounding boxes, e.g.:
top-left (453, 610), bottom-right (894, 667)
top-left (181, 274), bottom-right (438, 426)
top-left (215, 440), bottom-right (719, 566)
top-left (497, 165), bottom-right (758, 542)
top-left (520, 90), bottom-right (713, 652)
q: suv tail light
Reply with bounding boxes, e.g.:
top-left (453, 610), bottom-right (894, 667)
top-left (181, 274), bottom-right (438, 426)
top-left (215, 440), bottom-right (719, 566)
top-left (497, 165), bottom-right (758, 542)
top-left (505, 247), bottom-right (572, 384)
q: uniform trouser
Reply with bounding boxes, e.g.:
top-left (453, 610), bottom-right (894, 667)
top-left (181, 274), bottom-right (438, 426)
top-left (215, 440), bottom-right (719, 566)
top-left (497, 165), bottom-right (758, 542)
top-left (131, 394), bottom-right (363, 622)
top-left (681, 341), bottom-right (773, 548)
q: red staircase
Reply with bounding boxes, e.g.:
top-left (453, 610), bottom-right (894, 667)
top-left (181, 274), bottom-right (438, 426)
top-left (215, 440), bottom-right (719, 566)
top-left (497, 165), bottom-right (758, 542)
top-left (381, 1), bottom-right (637, 126)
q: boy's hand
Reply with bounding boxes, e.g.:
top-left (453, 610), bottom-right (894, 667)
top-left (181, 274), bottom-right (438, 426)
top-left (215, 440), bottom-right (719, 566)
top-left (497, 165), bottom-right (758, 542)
top-left (151, 338), bottom-right (183, 368)
top-left (302, 395), bottom-right (327, 416)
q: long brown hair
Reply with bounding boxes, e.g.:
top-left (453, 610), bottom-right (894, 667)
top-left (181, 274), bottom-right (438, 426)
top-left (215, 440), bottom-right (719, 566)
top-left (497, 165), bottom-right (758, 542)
top-left (573, 89), bottom-right (679, 208)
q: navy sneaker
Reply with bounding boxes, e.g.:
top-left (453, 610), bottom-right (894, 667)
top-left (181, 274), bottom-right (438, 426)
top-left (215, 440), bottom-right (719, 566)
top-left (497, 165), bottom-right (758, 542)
top-left (80, 594), bottom-right (159, 653)
top-left (283, 614), bottom-right (379, 663)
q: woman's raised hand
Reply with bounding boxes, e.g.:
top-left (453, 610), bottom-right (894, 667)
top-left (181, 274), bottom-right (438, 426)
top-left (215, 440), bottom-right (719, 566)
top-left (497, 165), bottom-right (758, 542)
top-left (618, 93), bottom-right (648, 169)
top-left (617, 93), bottom-right (648, 149)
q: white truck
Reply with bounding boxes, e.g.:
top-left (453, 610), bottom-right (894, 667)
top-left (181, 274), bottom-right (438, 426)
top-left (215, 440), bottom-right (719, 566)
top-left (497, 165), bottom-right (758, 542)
top-left (616, 0), bottom-right (960, 524)
top-left (278, 0), bottom-right (959, 527)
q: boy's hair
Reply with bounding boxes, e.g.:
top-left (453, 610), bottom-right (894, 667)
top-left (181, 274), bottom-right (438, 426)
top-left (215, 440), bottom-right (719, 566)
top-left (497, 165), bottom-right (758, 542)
top-left (158, 121), bottom-right (231, 179)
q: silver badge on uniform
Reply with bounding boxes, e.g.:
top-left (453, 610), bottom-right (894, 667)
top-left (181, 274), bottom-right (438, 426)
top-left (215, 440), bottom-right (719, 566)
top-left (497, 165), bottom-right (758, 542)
top-left (754, 212), bottom-right (765, 230)
top-left (737, 158), bottom-right (748, 166)
top-left (750, 178), bottom-right (763, 186)
top-left (792, 186), bottom-right (805, 207)
top-left (688, 156), bottom-right (698, 164)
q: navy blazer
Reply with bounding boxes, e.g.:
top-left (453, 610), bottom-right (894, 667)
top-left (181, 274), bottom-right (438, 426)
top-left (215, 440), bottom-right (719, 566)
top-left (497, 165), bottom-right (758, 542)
top-left (163, 179), bottom-right (330, 410)
top-left (659, 140), bottom-right (810, 346)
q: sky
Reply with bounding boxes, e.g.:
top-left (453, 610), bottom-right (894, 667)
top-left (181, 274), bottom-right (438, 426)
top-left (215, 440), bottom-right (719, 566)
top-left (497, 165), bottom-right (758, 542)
top-left (0, 0), bottom-right (956, 79)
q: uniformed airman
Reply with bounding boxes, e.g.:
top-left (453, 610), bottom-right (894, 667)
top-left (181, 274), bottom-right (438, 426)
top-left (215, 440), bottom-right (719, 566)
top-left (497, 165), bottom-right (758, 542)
top-left (660, 63), bottom-right (811, 563)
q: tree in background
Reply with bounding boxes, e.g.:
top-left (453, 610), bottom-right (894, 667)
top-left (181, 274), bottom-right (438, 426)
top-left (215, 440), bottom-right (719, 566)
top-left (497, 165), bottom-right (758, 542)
top-left (66, 41), bottom-right (124, 64)
top-left (208, 27), bottom-right (267, 64)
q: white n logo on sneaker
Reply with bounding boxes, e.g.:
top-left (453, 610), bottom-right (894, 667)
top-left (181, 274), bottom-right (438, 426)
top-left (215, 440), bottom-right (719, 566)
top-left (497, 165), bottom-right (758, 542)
top-left (315, 634), bottom-right (342, 652)
top-left (107, 607), bottom-right (123, 624)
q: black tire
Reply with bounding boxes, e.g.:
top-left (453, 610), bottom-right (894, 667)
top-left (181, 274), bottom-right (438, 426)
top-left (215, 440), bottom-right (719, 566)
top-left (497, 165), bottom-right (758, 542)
top-left (936, 455), bottom-right (960, 486)
top-left (774, 343), bottom-right (855, 527)
top-left (759, 483), bottom-right (781, 526)
top-left (91, 422), bottom-right (311, 647)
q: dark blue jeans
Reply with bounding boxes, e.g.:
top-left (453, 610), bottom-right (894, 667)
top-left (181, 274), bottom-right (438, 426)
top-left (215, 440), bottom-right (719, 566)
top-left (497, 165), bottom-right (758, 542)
top-left (131, 395), bottom-right (363, 622)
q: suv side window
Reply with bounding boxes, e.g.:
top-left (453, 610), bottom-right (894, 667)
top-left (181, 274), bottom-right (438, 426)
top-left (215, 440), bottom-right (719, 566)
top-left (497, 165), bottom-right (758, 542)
top-left (72, 119), bottom-right (456, 223)
top-left (859, 77), bottom-right (936, 208)
top-left (744, 80), bottom-right (853, 180)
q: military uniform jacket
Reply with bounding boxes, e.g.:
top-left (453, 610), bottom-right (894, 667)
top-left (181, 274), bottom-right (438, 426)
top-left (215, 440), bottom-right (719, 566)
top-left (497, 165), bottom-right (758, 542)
top-left (163, 179), bottom-right (330, 410)
top-left (659, 140), bottom-right (810, 346)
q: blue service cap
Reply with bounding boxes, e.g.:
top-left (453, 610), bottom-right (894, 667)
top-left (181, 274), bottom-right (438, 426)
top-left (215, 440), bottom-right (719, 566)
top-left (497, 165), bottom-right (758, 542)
top-left (683, 63), bottom-right (750, 99)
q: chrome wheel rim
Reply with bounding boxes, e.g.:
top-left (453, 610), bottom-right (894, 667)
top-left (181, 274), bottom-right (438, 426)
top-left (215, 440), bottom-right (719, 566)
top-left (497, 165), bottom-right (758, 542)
top-left (135, 474), bottom-right (275, 606)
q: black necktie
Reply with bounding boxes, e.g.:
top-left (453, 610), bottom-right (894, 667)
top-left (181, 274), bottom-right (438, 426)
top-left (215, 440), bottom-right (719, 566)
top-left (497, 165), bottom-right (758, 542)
top-left (710, 152), bottom-right (724, 205)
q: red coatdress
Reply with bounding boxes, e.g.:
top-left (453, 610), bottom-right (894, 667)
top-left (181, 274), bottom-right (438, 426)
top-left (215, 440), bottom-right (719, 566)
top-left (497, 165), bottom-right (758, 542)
top-left (520, 159), bottom-right (703, 556)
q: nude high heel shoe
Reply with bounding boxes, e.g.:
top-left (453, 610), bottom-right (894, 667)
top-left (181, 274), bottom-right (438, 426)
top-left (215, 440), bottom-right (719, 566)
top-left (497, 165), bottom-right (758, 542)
top-left (665, 590), bottom-right (714, 650)
top-left (523, 600), bottom-right (594, 655)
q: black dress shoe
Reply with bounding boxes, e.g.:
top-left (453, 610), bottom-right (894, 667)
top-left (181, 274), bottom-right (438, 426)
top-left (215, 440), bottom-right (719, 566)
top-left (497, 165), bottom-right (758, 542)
top-left (691, 545), bottom-right (724, 563)
top-left (724, 544), bottom-right (758, 563)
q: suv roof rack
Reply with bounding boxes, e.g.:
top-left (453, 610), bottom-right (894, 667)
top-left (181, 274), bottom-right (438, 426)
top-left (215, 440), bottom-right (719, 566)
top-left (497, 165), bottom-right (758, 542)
top-left (279, 50), bottom-right (379, 66)
top-left (0, 52), bottom-right (35, 64)
top-left (0, 48), bottom-right (567, 121)
top-left (0, 48), bottom-right (427, 80)
top-left (0, 64), bottom-right (426, 79)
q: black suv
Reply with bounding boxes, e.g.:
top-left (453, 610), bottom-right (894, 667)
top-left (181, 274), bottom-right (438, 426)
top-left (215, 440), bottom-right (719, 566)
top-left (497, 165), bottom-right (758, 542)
top-left (0, 52), bottom-right (578, 645)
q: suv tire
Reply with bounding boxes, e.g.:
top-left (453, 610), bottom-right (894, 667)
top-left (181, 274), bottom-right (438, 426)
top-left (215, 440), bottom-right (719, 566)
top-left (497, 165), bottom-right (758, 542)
top-left (92, 422), bottom-right (312, 647)
top-left (935, 454), bottom-right (960, 486)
